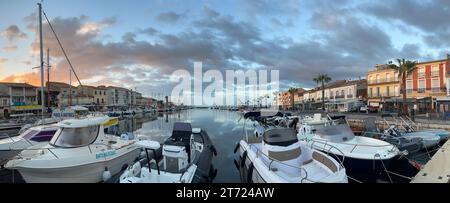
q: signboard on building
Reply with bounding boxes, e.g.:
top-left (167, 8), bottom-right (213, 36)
top-left (11, 105), bottom-right (42, 111)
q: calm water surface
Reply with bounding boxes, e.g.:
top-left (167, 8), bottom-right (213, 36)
top-left (122, 109), bottom-right (245, 183)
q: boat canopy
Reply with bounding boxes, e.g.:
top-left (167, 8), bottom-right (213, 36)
top-left (263, 128), bottom-right (298, 147)
top-left (57, 116), bottom-right (115, 128)
top-left (315, 124), bottom-right (355, 143)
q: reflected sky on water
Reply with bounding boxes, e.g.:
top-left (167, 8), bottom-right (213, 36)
top-left (117, 109), bottom-right (246, 183)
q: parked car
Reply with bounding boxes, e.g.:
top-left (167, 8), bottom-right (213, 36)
top-left (359, 105), bottom-right (368, 112)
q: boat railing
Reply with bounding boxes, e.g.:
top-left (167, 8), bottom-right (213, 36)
top-left (308, 140), bottom-right (346, 169)
top-left (399, 116), bottom-right (418, 131)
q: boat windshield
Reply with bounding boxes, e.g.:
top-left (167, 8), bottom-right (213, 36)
top-left (50, 125), bottom-right (99, 148)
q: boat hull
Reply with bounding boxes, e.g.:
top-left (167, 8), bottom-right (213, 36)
top-left (237, 141), bottom-right (348, 183)
top-left (0, 149), bottom-right (21, 166)
top-left (329, 153), bottom-right (394, 183)
top-left (13, 148), bottom-right (140, 183)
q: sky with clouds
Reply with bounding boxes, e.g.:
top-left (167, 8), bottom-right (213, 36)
top-left (0, 0), bottom-right (449, 99)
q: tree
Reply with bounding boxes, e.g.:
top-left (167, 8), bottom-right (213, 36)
top-left (388, 59), bottom-right (417, 116)
top-left (313, 74), bottom-right (332, 111)
top-left (288, 88), bottom-right (297, 110)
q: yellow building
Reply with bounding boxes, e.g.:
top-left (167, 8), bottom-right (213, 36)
top-left (366, 64), bottom-right (400, 107)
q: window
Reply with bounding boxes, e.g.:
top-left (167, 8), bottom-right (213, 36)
top-left (407, 72), bottom-right (413, 79)
top-left (394, 85), bottom-right (399, 96)
top-left (94, 91), bottom-right (97, 95)
top-left (50, 126), bottom-right (99, 148)
top-left (376, 74), bottom-right (380, 83)
top-left (418, 67), bottom-right (425, 78)
top-left (432, 78), bottom-right (440, 92)
top-left (431, 65), bottom-right (439, 77)
top-left (336, 91), bottom-right (339, 96)
top-left (30, 130), bottom-right (58, 142)
top-left (418, 79), bottom-right (425, 93)
top-left (376, 87), bottom-right (380, 97)
top-left (386, 73), bottom-right (390, 82)
top-left (406, 80), bottom-right (413, 89)
top-left (341, 90), bottom-right (345, 96)
top-left (386, 86), bottom-right (390, 97)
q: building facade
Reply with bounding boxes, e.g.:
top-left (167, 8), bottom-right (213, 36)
top-left (0, 82), bottom-right (39, 118)
top-left (405, 58), bottom-right (449, 112)
top-left (367, 64), bottom-right (400, 107)
top-left (293, 88), bottom-right (306, 110)
top-left (325, 79), bottom-right (367, 112)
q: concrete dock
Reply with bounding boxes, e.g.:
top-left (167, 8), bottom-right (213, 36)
top-left (411, 139), bottom-right (450, 183)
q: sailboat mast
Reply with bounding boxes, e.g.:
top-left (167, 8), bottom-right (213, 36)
top-left (38, 3), bottom-right (45, 119)
top-left (47, 48), bottom-right (50, 109)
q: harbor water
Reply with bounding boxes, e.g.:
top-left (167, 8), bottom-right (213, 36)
top-left (1, 109), bottom-right (427, 183)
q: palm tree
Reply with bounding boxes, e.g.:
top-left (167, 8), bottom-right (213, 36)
top-left (388, 58), bottom-right (417, 116)
top-left (313, 74), bottom-right (332, 111)
top-left (288, 88), bottom-right (297, 110)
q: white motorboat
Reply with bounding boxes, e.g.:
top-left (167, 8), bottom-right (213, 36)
top-left (5, 116), bottom-right (141, 183)
top-left (383, 125), bottom-right (440, 149)
top-left (0, 125), bottom-right (58, 165)
top-left (119, 122), bottom-right (217, 183)
top-left (19, 117), bottom-right (61, 134)
top-left (297, 115), bottom-right (400, 181)
top-left (236, 127), bottom-right (348, 183)
top-left (235, 111), bottom-right (348, 183)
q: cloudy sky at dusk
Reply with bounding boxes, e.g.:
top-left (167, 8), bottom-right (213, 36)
top-left (1, 0), bottom-right (449, 98)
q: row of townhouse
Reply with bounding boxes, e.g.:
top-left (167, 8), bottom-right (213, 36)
top-left (277, 54), bottom-right (450, 113)
top-left (277, 79), bottom-right (367, 112)
top-left (367, 55), bottom-right (450, 113)
top-left (0, 81), bottom-right (159, 118)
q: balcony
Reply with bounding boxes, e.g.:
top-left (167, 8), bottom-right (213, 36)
top-left (406, 88), bottom-right (447, 94)
top-left (418, 72), bottom-right (426, 78)
top-left (367, 93), bottom-right (392, 99)
top-left (431, 87), bottom-right (447, 93)
top-left (367, 78), bottom-right (399, 84)
top-left (346, 94), bottom-right (353, 98)
top-left (335, 95), bottom-right (345, 99)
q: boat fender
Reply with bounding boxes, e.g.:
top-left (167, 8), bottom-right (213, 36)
top-left (247, 162), bottom-right (254, 183)
top-left (240, 151), bottom-right (247, 169)
top-left (102, 167), bottom-right (112, 182)
top-left (233, 159), bottom-right (240, 170)
top-left (211, 146), bottom-right (218, 156)
top-left (233, 142), bottom-right (240, 154)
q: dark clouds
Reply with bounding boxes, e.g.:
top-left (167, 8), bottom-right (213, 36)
top-left (364, 0), bottom-right (450, 48)
top-left (155, 11), bottom-right (183, 23)
top-left (2, 0), bottom-right (449, 95)
top-left (0, 25), bottom-right (27, 41)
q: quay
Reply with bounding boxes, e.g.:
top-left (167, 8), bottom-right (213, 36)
top-left (411, 138), bottom-right (450, 183)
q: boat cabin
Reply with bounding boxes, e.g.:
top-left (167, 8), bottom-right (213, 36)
top-left (49, 116), bottom-right (119, 148)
